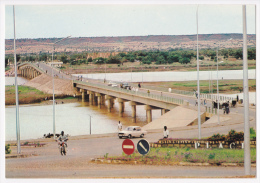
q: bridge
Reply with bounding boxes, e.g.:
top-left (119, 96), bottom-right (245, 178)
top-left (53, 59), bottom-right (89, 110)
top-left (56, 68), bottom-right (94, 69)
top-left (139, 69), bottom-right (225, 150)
top-left (17, 62), bottom-right (45, 79)
top-left (16, 62), bottom-right (234, 126)
top-left (73, 80), bottom-right (186, 123)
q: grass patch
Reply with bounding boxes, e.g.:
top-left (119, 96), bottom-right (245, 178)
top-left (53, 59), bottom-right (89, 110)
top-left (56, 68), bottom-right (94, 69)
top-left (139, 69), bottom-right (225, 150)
top-left (5, 85), bottom-right (50, 105)
top-left (104, 147), bottom-right (256, 164)
top-left (142, 79), bottom-right (256, 94)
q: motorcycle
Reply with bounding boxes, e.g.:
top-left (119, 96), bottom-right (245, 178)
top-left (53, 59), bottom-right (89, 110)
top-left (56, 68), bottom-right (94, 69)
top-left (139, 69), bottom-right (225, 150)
top-left (58, 139), bottom-right (68, 156)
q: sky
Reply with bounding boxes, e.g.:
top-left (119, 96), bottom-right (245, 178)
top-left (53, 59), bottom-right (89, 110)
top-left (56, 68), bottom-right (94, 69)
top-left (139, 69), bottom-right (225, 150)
top-left (4, 3), bottom-right (256, 39)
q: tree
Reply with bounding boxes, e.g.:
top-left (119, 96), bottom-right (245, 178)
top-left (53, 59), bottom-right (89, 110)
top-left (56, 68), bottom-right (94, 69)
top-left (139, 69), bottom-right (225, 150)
top-left (107, 55), bottom-right (121, 64)
top-left (248, 48), bottom-right (256, 60)
top-left (199, 56), bottom-right (204, 60)
top-left (168, 53), bottom-right (180, 63)
top-left (234, 49), bottom-right (242, 59)
top-left (179, 57), bottom-right (190, 64)
top-left (87, 57), bottom-right (93, 62)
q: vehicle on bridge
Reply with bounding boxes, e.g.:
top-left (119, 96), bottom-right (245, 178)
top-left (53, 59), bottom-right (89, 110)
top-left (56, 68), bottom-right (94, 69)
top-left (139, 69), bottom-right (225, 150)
top-left (107, 81), bottom-right (118, 87)
top-left (120, 82), bottom-right (131, 90)
top-left (118, 126), bottom-right (147, 139)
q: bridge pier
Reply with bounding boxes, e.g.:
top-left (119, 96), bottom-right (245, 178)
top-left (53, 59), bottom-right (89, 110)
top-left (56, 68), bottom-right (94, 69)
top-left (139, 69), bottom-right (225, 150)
top-left (80, 89), bottom-right (86, 102)
top-left (95, 93), bottom-right (102, 109)
top-left (161, 109), bottom-right (166, 115)
top-left (105, 95), bottom-right (114, 113)
top-left (145, 105), bottom-right (152, 123)
top-left (117, 98), bottom-right (126, 117)
top-left (129, 101), bottom-right (137, 122)
top-left (87, 91), bottom-right (95, 105)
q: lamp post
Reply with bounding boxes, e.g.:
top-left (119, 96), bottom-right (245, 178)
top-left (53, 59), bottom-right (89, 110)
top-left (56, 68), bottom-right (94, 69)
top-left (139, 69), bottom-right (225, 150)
top-left (242, 4), bottom-right (251, 175)
top-left (196, 5), bottom-right (201, 139)
top-left (52, 35), bottom-right (71, 139)
top-left (13, 5), bottom-right (21, 154)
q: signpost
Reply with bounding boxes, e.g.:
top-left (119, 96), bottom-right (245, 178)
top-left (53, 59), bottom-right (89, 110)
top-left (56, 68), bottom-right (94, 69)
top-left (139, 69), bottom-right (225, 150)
top-left (137, 139), bottom-right (150, 155)
top-left (122, 139), bottom-right (135, 155)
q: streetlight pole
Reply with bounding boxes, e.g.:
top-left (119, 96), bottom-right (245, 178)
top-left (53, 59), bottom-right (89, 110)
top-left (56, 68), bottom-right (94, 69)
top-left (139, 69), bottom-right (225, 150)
top-left (196, 5), bottom-right (201, 139)
top-left (13, 5), bottom-right (21, 154)
top-left (52, 36), bottom-right (71, 139)
top-left (216, 44), bottom-right (220, 125)
top-left (242, 5), bottom-right (251, 175)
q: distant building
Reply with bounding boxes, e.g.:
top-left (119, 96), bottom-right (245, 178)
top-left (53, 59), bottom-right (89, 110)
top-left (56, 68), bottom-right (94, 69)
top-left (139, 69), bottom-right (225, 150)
top-left (47, 61), bottom-right (63, 67)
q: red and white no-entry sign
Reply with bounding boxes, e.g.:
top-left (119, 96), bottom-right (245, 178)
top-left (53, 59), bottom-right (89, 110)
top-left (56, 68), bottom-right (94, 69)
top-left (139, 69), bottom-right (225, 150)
top-left (122, 139), bottom-right (135, 155)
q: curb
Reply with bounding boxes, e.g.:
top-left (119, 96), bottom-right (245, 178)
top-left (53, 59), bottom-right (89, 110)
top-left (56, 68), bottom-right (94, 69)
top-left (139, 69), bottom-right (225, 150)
top-left (90, 158), bottom-right (256, 167)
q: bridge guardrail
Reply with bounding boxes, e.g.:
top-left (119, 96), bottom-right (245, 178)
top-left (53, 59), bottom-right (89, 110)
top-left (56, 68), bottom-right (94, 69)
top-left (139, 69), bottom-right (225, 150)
top-left (74, 80), bottom-right (184, 105)
top-left (134, 84), bottom-right (234, 102)
top-left (18, 62), bottom-right (45, 73)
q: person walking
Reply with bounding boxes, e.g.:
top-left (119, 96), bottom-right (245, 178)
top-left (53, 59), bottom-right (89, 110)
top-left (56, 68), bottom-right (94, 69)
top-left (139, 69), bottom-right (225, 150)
top-left (118, 121), bottom-right (122, 131)
top-left (138, 83), bottom-right (141, 88)
top-left (163, 126), bottom-right (169, 139)
top-left (147, 90), bottom-right (150, 96)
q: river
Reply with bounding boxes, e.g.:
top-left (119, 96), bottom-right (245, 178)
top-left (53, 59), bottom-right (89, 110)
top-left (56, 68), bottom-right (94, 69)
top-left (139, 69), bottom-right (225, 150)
top-left (73, 69), bottom-right (256, 82)
top-left (5, 69), bottom-right (256, 140)
top-left (5, 101), bottom-right (161, 141)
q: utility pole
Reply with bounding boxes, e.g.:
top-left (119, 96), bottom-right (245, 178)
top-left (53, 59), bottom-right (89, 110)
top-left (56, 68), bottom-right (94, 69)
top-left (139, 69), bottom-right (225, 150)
top-left (196, 5), bottom-right (201, 139)
top-left (242, 5), bottom-right (251, 175)
top-left (13, 5), bottom-right (21, 154)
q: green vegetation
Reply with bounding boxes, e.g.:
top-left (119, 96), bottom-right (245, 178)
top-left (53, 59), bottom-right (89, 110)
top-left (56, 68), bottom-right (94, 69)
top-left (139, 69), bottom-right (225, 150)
top-left (5, 85), bottom-right (49, 105)
top-left (103, 129), bottom-right (256, 164)
top-left (5, 144), bottom-right (11, 154)
top-left (5, 85), bottom-right (45, 95)
top-left (142, 79), bottom-right (256, 94)
top-left (5, 47), bottom-right (256, 67)
top-left (104, 147), bottom-right (256, 164)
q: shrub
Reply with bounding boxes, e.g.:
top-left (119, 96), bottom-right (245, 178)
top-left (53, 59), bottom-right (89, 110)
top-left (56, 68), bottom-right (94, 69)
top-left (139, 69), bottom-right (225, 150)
top-left (208, 153), bottom-right (215, 160)
top-left (208, 133), bottom-right (225, 141)
top-left (5, 144), bottom-right (11, 154)
top-left (226, 129), bottom-right (244, 142)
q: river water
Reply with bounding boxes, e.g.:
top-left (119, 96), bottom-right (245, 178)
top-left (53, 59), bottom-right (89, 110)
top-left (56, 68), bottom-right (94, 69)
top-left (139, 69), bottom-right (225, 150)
top-left (5, 101), bottom-right (161, 141)
top-left (73, 69), bottom-right (256, 82)
top-left (5, 69), bottom-right (256, 140)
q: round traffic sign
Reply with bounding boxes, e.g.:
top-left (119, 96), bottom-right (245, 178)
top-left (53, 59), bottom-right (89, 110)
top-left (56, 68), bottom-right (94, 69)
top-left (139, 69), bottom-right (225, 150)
top-left (137, 139), bottom-right (150, 155)
top-left (122, 139), bottom-right (135, 155)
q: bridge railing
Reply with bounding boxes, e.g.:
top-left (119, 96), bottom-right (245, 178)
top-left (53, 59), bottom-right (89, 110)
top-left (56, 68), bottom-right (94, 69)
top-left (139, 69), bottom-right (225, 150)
top-left (18, 62), bottom-right (45, 73)
top-left (74, 80), bottom-right (184, 105)
top-left (133, 84), bottom-right (234, 102)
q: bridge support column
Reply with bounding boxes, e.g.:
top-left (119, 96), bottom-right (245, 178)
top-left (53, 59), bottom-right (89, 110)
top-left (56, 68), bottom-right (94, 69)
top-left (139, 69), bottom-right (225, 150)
top-left (80, 89), bottom-right (86, 102)
top-left (105, 95), bottom-right (114, 113)
top-left (129, 101), bottom-right (137, 122)
top-left (161, 109), bottom-right (166, 115)
top-left (87, 91), bottom-right (94, 105)
top-left (95, 93), bottom-right (102, 109)
top-left (145, 105), bottom-right (152, 123)
top-left (117, 98), bottom-right (125, 117)
top-left (101, 95), bottom-right (105, 105)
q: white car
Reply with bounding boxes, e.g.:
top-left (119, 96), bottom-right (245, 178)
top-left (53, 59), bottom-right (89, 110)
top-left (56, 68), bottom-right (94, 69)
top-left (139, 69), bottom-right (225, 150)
top-left (118, 126), bottom-right (147, 139)
top-left (107, 81), bottom-right (118, 87)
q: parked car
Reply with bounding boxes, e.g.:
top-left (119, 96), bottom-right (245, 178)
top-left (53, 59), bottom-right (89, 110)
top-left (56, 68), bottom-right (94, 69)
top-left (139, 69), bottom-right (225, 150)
top-left (118, 126), bottom-right (147, 139)
top-left (107, 81), bottom-right (118, 87)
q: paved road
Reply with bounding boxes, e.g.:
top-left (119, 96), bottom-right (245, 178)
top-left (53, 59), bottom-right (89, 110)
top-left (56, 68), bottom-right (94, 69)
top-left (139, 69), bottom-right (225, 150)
top-left (5, 115), bottom-right (256, 178)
